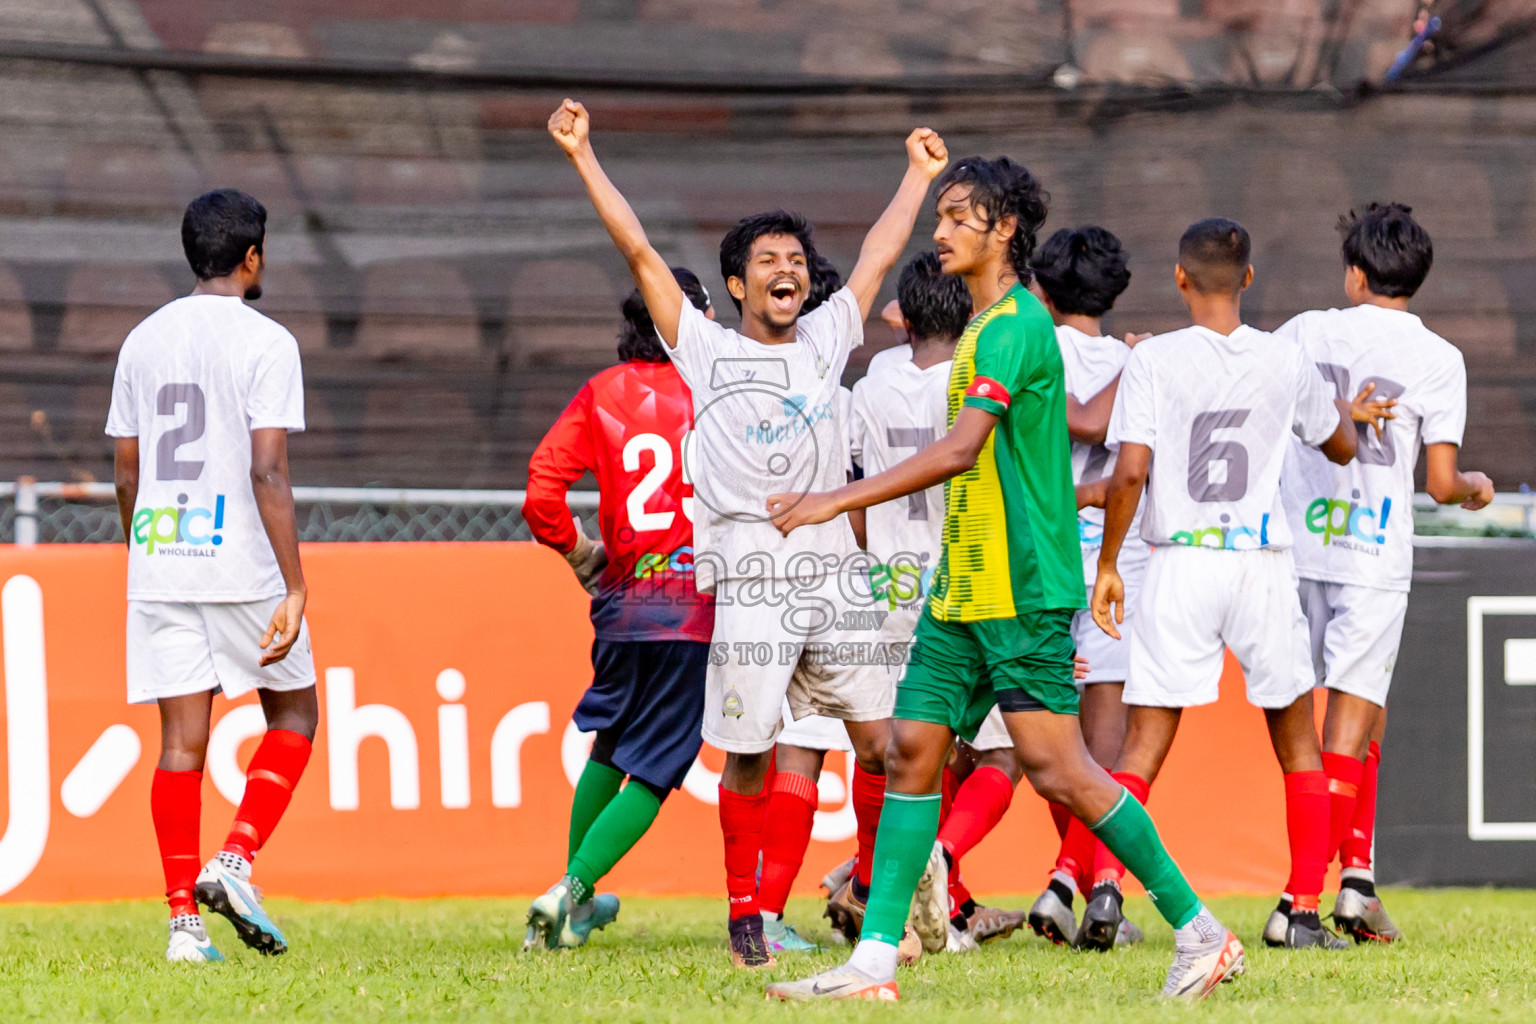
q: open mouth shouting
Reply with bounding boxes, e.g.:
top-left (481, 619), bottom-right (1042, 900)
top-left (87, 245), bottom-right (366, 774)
top-left (767, 277), bottom-right (801, 315)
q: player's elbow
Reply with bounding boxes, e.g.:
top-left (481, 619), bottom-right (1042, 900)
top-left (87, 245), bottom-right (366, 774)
top-left (942, 440), bottom-right (982, 477)
top-left (1425, 476), bottom-right (1457, 505)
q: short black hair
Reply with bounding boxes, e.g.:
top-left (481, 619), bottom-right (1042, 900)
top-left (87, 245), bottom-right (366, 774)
top-left (896, 251), bottom-right (971, 341)
top-left (1032, 226), bottom-right (1132, 317)
top-left (1338, 202), bottom-right (1433, 298)
top-left (718, 210), bottom-right (818, 313)
top-left (933, 157), bottom-right (1049, 284)
top-left (1178, 217), bottom-right (1251, 295)
top-left (618, 267), bottom-right (712, 363)
top-left (801, 251), bottom-right (842, 315)
top-left (181, 189), bottom-right (267, 280)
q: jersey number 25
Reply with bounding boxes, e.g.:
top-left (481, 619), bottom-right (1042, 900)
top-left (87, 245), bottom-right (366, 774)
top-left (622, 431), bottom-right (694, 531)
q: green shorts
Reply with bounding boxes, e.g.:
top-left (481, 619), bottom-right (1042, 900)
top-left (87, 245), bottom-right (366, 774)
top-left (896, 606), bottom-right (1079, 740)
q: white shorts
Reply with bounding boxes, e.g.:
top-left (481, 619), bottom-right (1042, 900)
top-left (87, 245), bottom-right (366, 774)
top-left (703, 569), bottom-right (895, 754)
top-left (968, 706), bottom-right (1012, 751)
top-left (1074, 547), bottom-right (1148, 685)
top-left (1297, 578), bottom-right (1407, 708)
top-left (777, 706), bottom-right (853, 751)
top-left (127, 598), bottom-right (316, 705)
top-left (1125, 546), bottom-right (1312, 710)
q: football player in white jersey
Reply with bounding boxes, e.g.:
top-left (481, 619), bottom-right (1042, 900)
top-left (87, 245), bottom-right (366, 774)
top-left (549, 98), bottom-right (948, 968)
top-left (1021, 226), bottom-right (1153, 948)
top-left (107, 190), bottom-right (316, 963)
top-left (1269, 203), bottom-right (1492, 944)
top-left (1092, 218), bottom-right (1391, 952)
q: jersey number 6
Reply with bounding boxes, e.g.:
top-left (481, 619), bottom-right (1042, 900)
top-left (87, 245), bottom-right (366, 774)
top-left (1187, 408), bottom-right (1250, 502)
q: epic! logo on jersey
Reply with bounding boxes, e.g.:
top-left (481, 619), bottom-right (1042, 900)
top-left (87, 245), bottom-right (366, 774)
top-left (131, 493), bottom-right (226, 555)
top-left (1170, 513), bottom-right (1271, 550)
top-left (1304, 490), bottom-right (1393, 550)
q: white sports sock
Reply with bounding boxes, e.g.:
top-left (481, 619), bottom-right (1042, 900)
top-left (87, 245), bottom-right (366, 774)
top-left (1172, 906), bottom-right (1222, 948)
top-left (761, 910), bottom-right (781, 924)
top-left (1340, 866), bottom-right (1374, 884)
top-left (846, 938), bottom-right (899, 982)
top-left (1050, 869), bottom-right (1078, 896)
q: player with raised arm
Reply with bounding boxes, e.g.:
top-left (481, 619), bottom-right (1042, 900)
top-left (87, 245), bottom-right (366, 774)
top-left (763, 158), bottom-right (1244, 1002)
top-left (107, 189), bottom-right (315, 963)
top-left (1022, 226), bottom-right (1152, 948)
top-left (1266, 203), bottom-right (1491, 945)
top-left (1090, 218), bottom-right (1392, 953)
top-left (548, 98), bottom-right (948, 969)
top-left (520, 270), bottom-right (716, 951)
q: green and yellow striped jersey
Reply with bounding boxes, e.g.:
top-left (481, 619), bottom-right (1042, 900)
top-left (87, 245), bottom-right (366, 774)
top-left (927, 283), bottom-right (1085, 621)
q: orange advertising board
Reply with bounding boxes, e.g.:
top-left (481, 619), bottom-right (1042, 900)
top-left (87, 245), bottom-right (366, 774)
top-left (0, 543), bottom-right (1297, 902)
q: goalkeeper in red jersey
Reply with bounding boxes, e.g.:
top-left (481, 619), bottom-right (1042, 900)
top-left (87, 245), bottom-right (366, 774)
top-left (521, 268), bottom-right (715, 950)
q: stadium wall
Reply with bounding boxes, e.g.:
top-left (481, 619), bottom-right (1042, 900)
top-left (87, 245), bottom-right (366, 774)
top-left (4, 540), bottom-right (1533, 902)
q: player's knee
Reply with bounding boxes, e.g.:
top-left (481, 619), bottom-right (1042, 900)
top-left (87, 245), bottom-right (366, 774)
top-left (883, 733), bottom-right (939, 791)
top-left (158, 736), bottom-right (208, 771)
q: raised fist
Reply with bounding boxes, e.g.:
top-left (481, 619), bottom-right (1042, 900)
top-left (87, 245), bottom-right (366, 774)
top-left (548, 98), bottom-right (590, 157)
top-left (906, 127), bottom-right (949, 179)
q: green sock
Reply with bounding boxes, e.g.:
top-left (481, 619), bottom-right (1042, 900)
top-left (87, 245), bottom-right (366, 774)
top-left (1088, 789), bottom-right (1201, 929)
top-left (567, 781), bottom-right (663, 901)
top-left (859, 792), bottom-right (941, 946)
top-left (568, 760), bottom-right (625, 863)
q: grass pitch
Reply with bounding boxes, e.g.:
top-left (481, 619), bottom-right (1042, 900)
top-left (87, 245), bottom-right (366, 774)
top-left (3, 891), bottom-right (1533, 1022)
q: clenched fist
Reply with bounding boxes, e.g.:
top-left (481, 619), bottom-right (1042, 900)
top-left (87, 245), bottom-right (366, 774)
top-left (906, 127), bottom-right (948, 179)
top-left (548, 98), bottom-right (591, 158)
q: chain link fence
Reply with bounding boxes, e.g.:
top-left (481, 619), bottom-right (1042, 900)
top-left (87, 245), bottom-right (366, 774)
top-left (0, 480), bottom-right (1532, 545)
top-left (0, 483), bottom-right (600, 545)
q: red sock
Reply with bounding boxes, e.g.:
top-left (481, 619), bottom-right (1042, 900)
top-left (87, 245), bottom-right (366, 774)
top-left (852, 764), bottom-right (885, 889)
top-left (1283, 769), bottom-right (1329, 911)
top-left (222, 730), bottom-right (312, 863)
top-left (1049, 801), bottom-right (1072, 841)
top-left (1091, 772), bottom-right (1150, 885)
top-left (948, 868), bottom-right (972, 915)
top-left (1321, 751), bottom-right (1365, 865)
top-left (1055, 814), bottom-right (1098, 894)
top-left (940, 766), bottom-right (959, 823)
top-left (757, 772), bottom-right (818, 916)
top-left (719, 785), bottom-right (767, 918)
top-left (1340, 741), bottom-right (1381, 870)
top-left (937, 765), bottom-right (1013, 863)
top-left (151, 769), bottom-right (202, 917)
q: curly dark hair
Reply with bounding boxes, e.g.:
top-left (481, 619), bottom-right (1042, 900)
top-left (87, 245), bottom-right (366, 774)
top-left (896, 251), bottom-right (971, 341)
top-left (1338, 202), bottom-right (1433, 299)
top-left (801, 251), bottom-right (843, 315)
top-left (1032, 226), bottom-right (1132, 318)
top-left (617, 267), bottom-right (712, 363)
top-left (933, 157), bottom-right (1049, 284)
top-left (717, 210), bottom-right (819, 313)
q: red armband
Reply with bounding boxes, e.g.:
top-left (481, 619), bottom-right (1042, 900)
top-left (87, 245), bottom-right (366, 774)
top-left (964, 376), bottom-right (1011, 409)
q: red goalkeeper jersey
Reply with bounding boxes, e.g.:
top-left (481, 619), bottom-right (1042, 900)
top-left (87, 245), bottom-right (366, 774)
top-left (524, 359), bottom-right (713, 642)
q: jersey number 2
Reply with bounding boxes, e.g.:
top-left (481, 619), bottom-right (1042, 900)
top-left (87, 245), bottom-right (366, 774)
top-left (155, 383), bottom-right (206, 481)
top-left (623, 431), bottom-right (694, 532)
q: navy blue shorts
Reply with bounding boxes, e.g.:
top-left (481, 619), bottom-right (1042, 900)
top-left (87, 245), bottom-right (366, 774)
top-left (573, 639), bottom-right (708, 792)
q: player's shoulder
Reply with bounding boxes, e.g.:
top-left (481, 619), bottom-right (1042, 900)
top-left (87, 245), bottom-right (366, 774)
top-left (974, 286), bottom-right (1051, 346)
top-left (863, 343), bottom-right (912, 378)
top-left (798, 286), bottom-right (860, 335)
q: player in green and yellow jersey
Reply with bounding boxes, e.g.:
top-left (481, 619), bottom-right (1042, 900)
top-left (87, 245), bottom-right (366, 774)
top-left (762, 157), bottom-right (1243, 1002)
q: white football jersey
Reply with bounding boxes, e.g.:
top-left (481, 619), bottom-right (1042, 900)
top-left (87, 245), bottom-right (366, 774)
top-left (667, 287), bottom-right (863, 590)
top-left (1056, 325), bottom-right (1150, 583)
top-left (105, 295), bottom-right (306, 602)
top-left (1277, 305), bottom-right (1467, 592)
top-left (848, 345), bottom-right (950, 609)
top-left (1108, 324), bottom-right (1339, 551)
